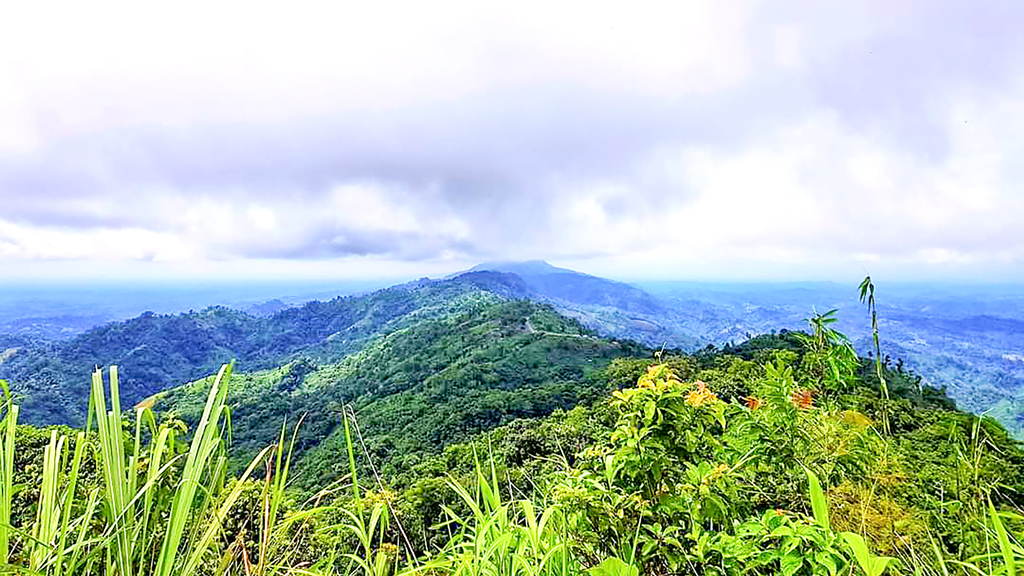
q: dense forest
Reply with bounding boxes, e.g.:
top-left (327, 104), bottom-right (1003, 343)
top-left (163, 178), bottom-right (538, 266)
top-left (0, 277), bottom-right (504, 426)
top-left (150, 299), bottom-right (645, 486)
top-left (0, 278), bottom-right (1022, 575)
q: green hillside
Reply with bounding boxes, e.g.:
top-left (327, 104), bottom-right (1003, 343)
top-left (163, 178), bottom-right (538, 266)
top-left (149, 300), bottom-right (647, 488)
top-left (379, 350), bottom-right (1023, 560)
top-left (465, 262), bottom-right (702, 349)
top-left (0, 278), bottom-right (502, 426)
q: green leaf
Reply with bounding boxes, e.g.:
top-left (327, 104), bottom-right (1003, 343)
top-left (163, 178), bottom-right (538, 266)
top-left (815, 551), bottom-right (839, 576)
top-left (588, 557), bottom-right (639, 576)
top-left (989, 499), bottom-right (1017, 576)
top-left (781, 553), bottom-right (804, 576)
top-left (805, 468), bottom-right (831, 532)
top-left (841, 532), bottom-right (895, 576)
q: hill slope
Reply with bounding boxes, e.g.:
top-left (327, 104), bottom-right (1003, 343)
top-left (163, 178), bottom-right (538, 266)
top-left (2, 298), bottom-right (1022, 575)
top-left (149, 299), bottom-right (647, 487)
top-left (462, 261), bottom-right (700, 348)
top-left (0, 278), bottom-right (503, 426)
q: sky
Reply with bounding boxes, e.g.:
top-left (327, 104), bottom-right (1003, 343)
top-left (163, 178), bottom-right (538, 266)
top-left (1, 0), bottom-right (1022, 283)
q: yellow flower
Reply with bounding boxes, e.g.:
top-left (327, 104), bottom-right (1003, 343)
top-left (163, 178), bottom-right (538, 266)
top-left (684, 380), bottom-right (718, 407)
top-left (638, 364), bottom-right (667, 389)
top-left (684, 389), bottom-right (703, 407)
top-left (379, 543), bottom-right (400, 559)
top-left (702, 463), bottom-right (731, 485)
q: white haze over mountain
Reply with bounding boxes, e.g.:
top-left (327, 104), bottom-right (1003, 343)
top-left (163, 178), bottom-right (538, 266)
top-left (1, 1), bottom-right (1022, 282)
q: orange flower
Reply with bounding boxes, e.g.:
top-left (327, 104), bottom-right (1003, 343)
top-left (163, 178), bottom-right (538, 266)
top-left (745, 396), bottom-right (763, 410)
top-left (790, 389), bottom-right (814, 410)
top-left (685, 381), bottom-right (718, 407)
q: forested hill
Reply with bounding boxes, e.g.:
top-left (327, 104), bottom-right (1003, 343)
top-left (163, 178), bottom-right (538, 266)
top-left (0, 276), bottom-right (505, 426)
top-left (468, 260), bottom-right (664, 314)
top-left (147, 299), bottom-right (647, 488)
top-left (459, 262), bottom-right (701, 348)
top-left (6, 263), bottom-right (1024, 440)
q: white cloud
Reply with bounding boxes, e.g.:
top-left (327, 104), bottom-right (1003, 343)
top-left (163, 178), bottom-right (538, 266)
top-left (0, 219), bottom-right (187, 261)
top-left (1, 0), bottom-right (1022, 281)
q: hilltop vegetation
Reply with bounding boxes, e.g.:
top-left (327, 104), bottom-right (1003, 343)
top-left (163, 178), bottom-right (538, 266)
top-left (640, 281), bottom-right (1024, 437)
top-left (1, 267), bottom-right (1023, 575)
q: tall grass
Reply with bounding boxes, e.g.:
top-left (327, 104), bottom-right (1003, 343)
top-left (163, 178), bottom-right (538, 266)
top-left (0, 365), bottom-right (276, 575)
top-left (0, 379), bottom-right (16, 566)
top-left (422, 451), bottom-right (576, 576)
top-left (334, 407), bottom-right (604, 576)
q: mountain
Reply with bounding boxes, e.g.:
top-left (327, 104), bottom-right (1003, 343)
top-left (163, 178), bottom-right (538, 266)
top-left (3, 266), bottom-right (672, 429)
top-left (460, 261), bottom-right (699, 348)
top-left (4, 300), bottom-right (1020, 575)
top-left (3, 265), bottom-right (1024, 575)
top-left (147, 299), bottom-right (646, 487)
top-left (468, 259), bottom-right (574, 276)
top-left (4, 263), bottom-right (1024, 439)
top-left (469, 260), bottom-right (663, 313)
top-left (0, 277), bottom-right (504, 426)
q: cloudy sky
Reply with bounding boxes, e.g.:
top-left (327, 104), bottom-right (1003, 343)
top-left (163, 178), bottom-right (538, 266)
top-left (1, 1), bottom-right (1022, 282)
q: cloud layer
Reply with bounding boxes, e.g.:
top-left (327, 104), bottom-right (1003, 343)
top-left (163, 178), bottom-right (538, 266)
top-left (2, 0), bottom-right (1022, 280)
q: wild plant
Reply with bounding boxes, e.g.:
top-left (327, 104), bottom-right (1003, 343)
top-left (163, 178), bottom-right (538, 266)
top-left (0, 365), bottom-right (280, 575)
top-left (798, 309), bottom-right (859, 394)
top-left (421, 451), bottom-right (579, 576)
top-left (859, 276), bottom-right (892, 434)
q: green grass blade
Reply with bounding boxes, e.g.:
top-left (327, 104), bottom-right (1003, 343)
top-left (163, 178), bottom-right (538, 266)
top-left (805, 468), bottom-right (830, 532)
top-left (0, 398), bottom-right (17, 563)
top-left (155, 362), bottom-right (233, 576)
top-left (180, 445), bottom-right (275, 576)
top-left (989, 499), bottom-right (1017, 576)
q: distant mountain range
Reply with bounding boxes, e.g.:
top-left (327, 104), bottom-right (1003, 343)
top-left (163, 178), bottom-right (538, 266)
top-left (468, 260), bottom-right (665, 313)
top-left (1, 261), bottom-right (1023, 437)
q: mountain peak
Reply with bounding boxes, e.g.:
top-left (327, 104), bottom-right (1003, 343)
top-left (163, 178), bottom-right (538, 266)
top-left (469, 260), bottom-right (574, 276)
